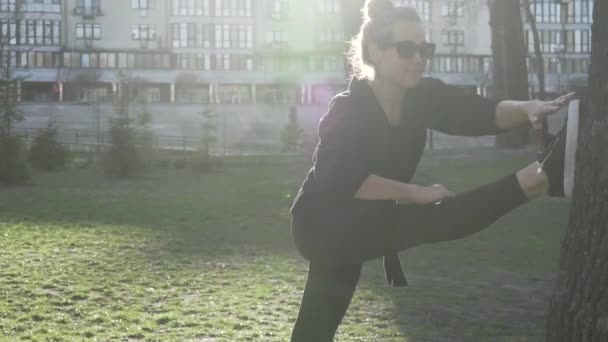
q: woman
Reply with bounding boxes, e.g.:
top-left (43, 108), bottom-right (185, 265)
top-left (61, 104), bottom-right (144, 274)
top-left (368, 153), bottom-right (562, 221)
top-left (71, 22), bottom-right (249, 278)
top-left (289, 0), bottom-right (576, 341)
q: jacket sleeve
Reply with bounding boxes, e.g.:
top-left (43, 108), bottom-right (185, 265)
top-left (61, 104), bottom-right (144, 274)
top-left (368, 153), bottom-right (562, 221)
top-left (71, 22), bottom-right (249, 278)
top-left (312, 97), bottom-right (374, 201)
top-left (418, 77), bottom-right (506, 136)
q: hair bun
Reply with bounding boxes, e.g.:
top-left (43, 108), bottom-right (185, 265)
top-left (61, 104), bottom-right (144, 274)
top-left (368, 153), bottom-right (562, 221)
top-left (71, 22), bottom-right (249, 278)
top-left (364, 0), bottom-right (395, 21)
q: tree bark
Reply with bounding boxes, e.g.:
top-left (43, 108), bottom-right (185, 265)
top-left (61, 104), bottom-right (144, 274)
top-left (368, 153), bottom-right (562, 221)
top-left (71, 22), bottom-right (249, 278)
top-left (522, 0), bottom-right (548, 144)
top-left (488, 0), bottom-right (530, 148)
top-left (545, 1), bottom-right (608, 341)
top-left (522, 0), bottom-right (546, 100)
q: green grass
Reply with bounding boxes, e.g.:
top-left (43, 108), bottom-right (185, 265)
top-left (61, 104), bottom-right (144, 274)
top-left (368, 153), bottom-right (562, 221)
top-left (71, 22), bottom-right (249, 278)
top-left (0, 148), bottom-right (570, 341)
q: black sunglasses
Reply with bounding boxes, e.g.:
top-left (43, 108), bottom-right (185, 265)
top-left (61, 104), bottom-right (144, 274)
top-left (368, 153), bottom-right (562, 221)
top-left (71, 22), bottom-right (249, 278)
top-left (383, 41), bottom-right (436, 60)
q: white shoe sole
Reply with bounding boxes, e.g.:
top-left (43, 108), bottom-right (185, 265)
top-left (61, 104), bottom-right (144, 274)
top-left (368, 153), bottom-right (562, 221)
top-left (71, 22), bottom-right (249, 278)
top-left (563, 100), bottom-right (579, 198)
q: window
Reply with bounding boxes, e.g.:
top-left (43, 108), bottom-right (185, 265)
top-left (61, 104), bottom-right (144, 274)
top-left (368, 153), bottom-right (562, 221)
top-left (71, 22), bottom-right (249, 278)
top-left (198, 24), bottom-right (212, 48)
top-left (256, 85), bottom-right (296, 104)
top-left (172, 23), bottom-right (216, 48)
top-left (568, 0), bottom-right (593, 23)
top-left (176, 86), bottom-right (210, 104)
top-left (442, 30), bottom-right (464, 46)
top-left (528, 30), bottom-right (562, 53)
top-left (16, 51), bottom-right (59, 69)
top-left (319, 0), bottom-right (339, 14)
top-left (18, 51), bottom-right (27, 68)
top-left (0, 19), bottom-right (16, 45)
top-left (132, 0), bottom-right (149, 16)
top-left (564, 58), bottom-right (589, 73)
top-left (0, 0), bottom-right (16, 12)
top-left (76, 23), bottom-right (101, 40)
top-left (20, 0), bottom-right (61, 13)
top-left (217, 84), bottom-right (251, 104)
top-left (319, 29), bottom-right (342, 43)
top-left (43, 20), bottom-right (52, 45)
top-left (215, 0), bottom-right (252, 17)
top-left (270, 0), bottom-right (288, 19)
top-left (52, 20), bottom-right (60, 44)
top-left (441, 1), bottom-right (464, 17)
top-left (131, 0), bottom-right (148, 9)
top-left (571, 29), bottom-right (590, 53)
top-left (431, 56), bottom-right (467, 73)
top-left (230, 54), bottom-right (254, 70)
top-left (132, 24), bottom-right (156, 40)
top-left (530, 0), bottom-right (561, 23)
top-left (177, 53), bottom-right (211, 70)
top-left (21, 20), bottom-right (61, 45)
top-left (530, 29), bottom-right (590, 54)
top-left (215, 24), bottom-right (253, 49)
top-left (266, 30), bottom-right (288, 47)
top-left (75, 0), bottom-right (101, 12)
top-left (323, 56), bottom-right (338, 71)
top-left (172, 0), bottom-right (211, 16)
top-left (394, 0), bottom-right (431, 21)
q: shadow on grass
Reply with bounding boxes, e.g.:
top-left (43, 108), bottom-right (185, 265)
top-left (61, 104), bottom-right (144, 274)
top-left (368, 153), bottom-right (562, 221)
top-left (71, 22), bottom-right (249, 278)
top-left (352, 201), bottom-right (568, 341)
top-left (0, 148), bottom-right (569, 341)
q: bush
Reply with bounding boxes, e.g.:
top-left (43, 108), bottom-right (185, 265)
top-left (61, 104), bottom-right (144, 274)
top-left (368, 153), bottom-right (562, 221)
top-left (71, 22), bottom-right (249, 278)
top-left (0, 135), bottom-right (30, 185)
top-left (28, 126), bottom-right (69, 171)
top-left (191, 155), bottom-right (222, 173)
top-left (102, 118), bottom-right (143, 177)
top-left (136, 109), bottom-right (158, 168)
top-left (281, 106), bottom-right (304, 152)
top-left (172, 158), bottom-right (188, 169)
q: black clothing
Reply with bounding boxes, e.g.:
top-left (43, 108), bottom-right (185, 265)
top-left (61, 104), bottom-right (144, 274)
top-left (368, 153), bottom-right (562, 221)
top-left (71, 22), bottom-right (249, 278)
top-left (290, 77), bottom-right (504, 286)
top-left (290, 174), bottom-right (528, 342)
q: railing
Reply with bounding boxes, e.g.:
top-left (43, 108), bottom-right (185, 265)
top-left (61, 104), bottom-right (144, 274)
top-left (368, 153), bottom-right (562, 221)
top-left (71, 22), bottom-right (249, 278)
top-left (11, 127), bottom-right (287, 156)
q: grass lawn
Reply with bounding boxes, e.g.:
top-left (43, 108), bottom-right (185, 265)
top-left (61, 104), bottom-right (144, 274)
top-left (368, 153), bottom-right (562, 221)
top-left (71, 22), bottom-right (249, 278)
top-left (0, 148), bottom-right (570, 341)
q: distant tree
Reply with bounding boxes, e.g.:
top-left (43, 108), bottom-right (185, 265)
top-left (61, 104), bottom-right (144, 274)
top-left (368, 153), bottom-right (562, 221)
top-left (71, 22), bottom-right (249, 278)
top-left (488, 0), bottom-right (531, 148)
top-left (103, 71), bottom-right (144, 177)
top-left (0, 2), bottom-right (30, 184)
top-left (281, 105), bottom-right (304, 152)
top-left (28, 122), bottom-right (69, 171)
top-left (522, 0), bottom-right (546, 100)
top-left (199, 109), bottom-right (217, 160)
top-left (0, 1), bottom-right (26, 137)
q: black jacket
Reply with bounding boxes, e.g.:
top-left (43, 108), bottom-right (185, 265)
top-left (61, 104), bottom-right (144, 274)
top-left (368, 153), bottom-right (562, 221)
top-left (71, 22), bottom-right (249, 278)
top-left (291, 77), bottom-right (503, 286)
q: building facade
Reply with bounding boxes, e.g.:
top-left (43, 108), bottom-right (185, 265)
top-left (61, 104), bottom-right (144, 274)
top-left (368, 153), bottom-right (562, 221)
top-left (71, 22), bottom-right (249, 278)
top-left (4, 0), bottom-right (592, 150)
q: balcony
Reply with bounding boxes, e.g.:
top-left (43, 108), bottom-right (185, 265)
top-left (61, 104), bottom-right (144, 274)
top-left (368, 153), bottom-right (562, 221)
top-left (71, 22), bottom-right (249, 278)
top-left (73, 6), bottom-right (104, 18)
top-left (21, 3), bottom-right (61, 13)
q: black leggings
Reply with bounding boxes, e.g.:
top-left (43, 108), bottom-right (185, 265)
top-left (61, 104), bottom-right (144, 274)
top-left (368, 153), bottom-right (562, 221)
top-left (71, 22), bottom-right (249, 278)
top-left (290, 174), bottom-right (528, 342)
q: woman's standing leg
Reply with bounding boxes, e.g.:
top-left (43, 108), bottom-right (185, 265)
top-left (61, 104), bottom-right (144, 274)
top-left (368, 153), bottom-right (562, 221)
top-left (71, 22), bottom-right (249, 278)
top-left (291, 262), bottom-right (362, 342)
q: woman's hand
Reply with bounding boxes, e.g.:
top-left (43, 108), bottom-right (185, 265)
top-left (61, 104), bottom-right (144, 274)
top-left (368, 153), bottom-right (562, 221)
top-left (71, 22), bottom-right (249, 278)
top-left (397, 184), bottom-right (454, 205)
top-left (526, 92), bottom-right (576, 129)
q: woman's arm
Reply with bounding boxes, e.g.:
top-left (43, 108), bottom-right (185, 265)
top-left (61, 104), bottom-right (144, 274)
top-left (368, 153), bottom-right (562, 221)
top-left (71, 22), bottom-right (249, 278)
top-left (495, 100), bottom-right (529, 130)
top-left (418, 77), bottom-right (574, 136)
top-left (496, 92), bottom-right (575, 130)
top-left (354, 174), bottom-right (453, 204)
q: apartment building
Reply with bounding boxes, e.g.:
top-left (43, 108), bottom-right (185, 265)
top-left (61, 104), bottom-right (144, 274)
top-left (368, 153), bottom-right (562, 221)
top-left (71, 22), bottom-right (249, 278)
top-left (523, 0), bottom-right (593, 94)
top-left (396, 0), bottom-right (592, 96)
top-left (4, 0), bottom-right (592, 149)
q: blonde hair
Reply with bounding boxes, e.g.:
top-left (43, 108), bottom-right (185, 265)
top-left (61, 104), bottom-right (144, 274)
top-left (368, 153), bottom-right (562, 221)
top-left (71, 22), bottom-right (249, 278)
top-left (347, 0), bottom-right (421, 80)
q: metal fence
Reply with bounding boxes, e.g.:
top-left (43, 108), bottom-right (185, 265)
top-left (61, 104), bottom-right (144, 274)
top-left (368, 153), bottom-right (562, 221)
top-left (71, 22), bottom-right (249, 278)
top-left (11, 127), bottom-right (288, 156)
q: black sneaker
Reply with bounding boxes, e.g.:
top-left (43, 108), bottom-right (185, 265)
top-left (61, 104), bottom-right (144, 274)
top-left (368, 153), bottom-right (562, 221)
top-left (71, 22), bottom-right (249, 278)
top-left (537, 100), bottom-right (579, 198)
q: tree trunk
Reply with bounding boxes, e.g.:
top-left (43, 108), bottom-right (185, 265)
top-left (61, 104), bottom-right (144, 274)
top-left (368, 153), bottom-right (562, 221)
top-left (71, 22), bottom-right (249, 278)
top-left (522, 0), bottom-right (546, 100)
top-left (522, 0), bottom-right (548, 145)
top-left (488, 0), bottom-right (530, 148)
top-left (545, 1), bottom-right (608, 340)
